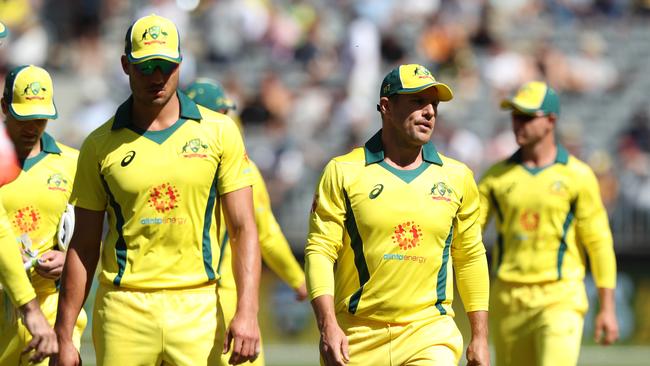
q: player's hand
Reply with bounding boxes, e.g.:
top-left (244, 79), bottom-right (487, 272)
top-left (294, 282), bottom-right (308, 302)
top-left (595, 308), bottom-right (619, 345)
top-left (35, 250), bottom-right (65, 279)
top-left (319, 321), bottom-right (349, 366)
top-left (466, 336), bottom-right (490, 366)
top-left (19, 299), bottom-right (58, 363)
top-left (223, 310), bottom-right (261, 365)
top-left (48, 339), bottom-right (80, 366)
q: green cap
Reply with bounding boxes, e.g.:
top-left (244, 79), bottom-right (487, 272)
top-left (380, 64), bottom-right (453, 101)
top-left (501, 81), bottom-right (560, 116)
top-left (184, 79), bottom-right (236, 112)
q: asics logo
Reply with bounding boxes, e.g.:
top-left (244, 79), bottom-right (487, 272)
top-left (369, 184), bottom-right (384, 199)
top-left (121, 151), bottom-right (136, 167)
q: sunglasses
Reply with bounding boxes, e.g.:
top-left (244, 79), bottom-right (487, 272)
top-left (511, 111), bottom-right (544, 123)
top-left (133, 59), bottom-right (179, 75)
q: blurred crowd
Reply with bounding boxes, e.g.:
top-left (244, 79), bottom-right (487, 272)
top-left (1, 0), bottom-right (650, 250)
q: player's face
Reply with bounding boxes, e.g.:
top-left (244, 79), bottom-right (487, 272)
top-left (122, 56), bottom-right (180, 107)
top-left (2, 111), bottom-right (47, 157)
top-left (384, 87), bottom-right (439, 148)
top-left (511, 111), bottom-right (554, 147)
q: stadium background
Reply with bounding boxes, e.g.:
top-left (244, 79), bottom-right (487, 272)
top-left (2, 0), bottom-right (650, 364)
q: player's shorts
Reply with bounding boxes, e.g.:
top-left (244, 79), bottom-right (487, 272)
top-left (491, 278), bottom-right (588, 366)
top-left (332, 312), bottom-right (463, 366)
top-left (93, 282), bottom-right (224, 366)
top-left (218, 286), bottom-right (265, 366)
top-left (0, 290), bottom-right (87, 366)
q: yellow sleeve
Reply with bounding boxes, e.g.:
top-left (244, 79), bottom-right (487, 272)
top-left (452, 168), bottom-right (489, 312)
top-left (305, 160), bottom-right (345, 300)
top-left (252, 165), bottom-right (304, 289)
top-left (575, 167), bottom-right (616, 289)
top-left (217, 117), bottom-right (253, 195)
top-left (70, 136), bottom-right (107, 211)
top-left (477, 173), bottom-right (494, 231)
top-left (0, 203), bottom-right (36, 307)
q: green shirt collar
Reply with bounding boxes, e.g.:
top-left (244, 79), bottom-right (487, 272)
top-left (111, 90), bottom-right (202, 130)
top-left (41, 132), bottom-right (61, 154)
top-left (508, 144), bottom-right (570, 165)
top-left (363, 129), bottom-right (443, 166)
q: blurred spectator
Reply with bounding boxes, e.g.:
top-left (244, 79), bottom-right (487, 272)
top-left (566, 31), bottom-right (619, 93)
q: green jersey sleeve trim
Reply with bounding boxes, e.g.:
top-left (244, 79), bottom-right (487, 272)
top-left (201, 171), bottom-right (219, 281)
top-left (344, 188), bottom-right (369, 314)
top-left (435, 226), bottom-right (453, 315)
top-left (557, 200), bottom-right (576, 280)
top-left (101, 175), bottom-right (128, 286)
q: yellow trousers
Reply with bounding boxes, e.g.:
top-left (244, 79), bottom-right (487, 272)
top-left (332, 312), bottom-right (463, 366)
top-left (491, 279), bottom-right (588, 366)
top-left (93, 283), bottom-right (224, 366)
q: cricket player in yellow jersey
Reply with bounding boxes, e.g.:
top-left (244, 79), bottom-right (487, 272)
top-left (185, 79), bottom-right (307, 366)
top-left (0, 23), bottom-right (58, 364)
top-left (0, 65), bottom-right (86, 365)
top-left (478, 81), bottom-right (619, 366)
top-left (305, 64), bottom-right (490, 366)
top-left (53, 15), bottom-right (261, 366)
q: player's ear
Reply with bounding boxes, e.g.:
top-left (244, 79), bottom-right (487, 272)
top-left (120, 55), bottom-right (130, 75)
top-left (378, 97), bottom-right (391, 115)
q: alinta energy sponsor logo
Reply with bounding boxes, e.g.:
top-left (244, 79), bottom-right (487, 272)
top-left (384, 221), bottom-right (426, 263)
top-left (430, 181), bottom-right (454, 202)
top-left (13, 206), bottom-right (40, 233)
top-left (181, 138), bottom-right (209, 158)
top-left (392, 221), bottom-right (422, 250)
top-left (46, 173), bottom-right (68, 192)
top-left (141, 183), bottom-right (187, 225)
top-left (519, 209), bottom-right (540, 231)
top-left (148, 183), bottom-right (179, 213)
top-left (382, 253), bottom-right (426, 264)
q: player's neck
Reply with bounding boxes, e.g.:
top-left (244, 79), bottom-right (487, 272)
top-left (520, 137), bottom-right (557, 168)
top-left (15, 138), bottom-right (41, 160)
top-left (131, 94), bottom-right (181, 131)
top-left (382, 135), bottom-right (423, 170)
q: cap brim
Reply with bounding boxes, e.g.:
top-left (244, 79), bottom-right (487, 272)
top-left (128, 52), bottom-right (181, 64)
top-left (500, 99), bottom-right (538, 115)
top-left (10, 103), bottom-right (58, 120)
top-left (398, 82), bottom-right (453, 102)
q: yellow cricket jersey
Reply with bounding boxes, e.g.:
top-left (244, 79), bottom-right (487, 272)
top-left (70, 91), bottom-right (252, 289)
top-left (0, 202), bottom-right (36, 307)
top-left (0, 133), bottom-right (78, 295)
top-left (305, 130), bottom-right (489, 324)
top-left (478, 145), bottom-right (616, 288)
top-left (217, 161), bottom-right (304, 292)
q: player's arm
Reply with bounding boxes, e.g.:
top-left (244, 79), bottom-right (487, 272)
top-left (575, 168), bottom-right (618, 345)
top-left (222, 186), bottom-right (261, 365)
top-left (54, 207), bottom-right (103, 365)
top-left (54, 136), bottom-right (106, 366)
top-left (476, 173), bottom-right (494, 231)
top-left (0, 204), bottom-right (56, 362)
top-left (305, 160), bottom-right (348, 366)
top-left (0, 205), bottom-right (37, 306)
top-left (253, 171), bottom-right (306, 299)
top-left (453, 169), bottom-right (490, 366)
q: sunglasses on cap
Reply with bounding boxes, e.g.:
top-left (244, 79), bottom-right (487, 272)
top-left (133, 59), bottom-right (179, 75)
